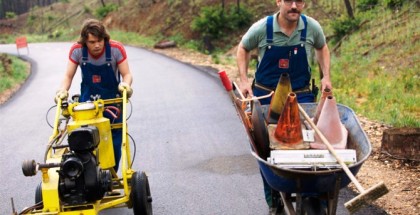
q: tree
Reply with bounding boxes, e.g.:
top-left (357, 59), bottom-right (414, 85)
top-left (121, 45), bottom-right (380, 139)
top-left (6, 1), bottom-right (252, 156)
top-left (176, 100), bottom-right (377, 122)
top-left (343, 0), bottom-right (355, 19)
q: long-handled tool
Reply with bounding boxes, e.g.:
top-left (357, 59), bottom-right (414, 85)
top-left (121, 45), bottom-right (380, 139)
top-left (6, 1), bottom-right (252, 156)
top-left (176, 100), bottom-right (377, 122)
top-left (297, 104), bottom-right (389, 213)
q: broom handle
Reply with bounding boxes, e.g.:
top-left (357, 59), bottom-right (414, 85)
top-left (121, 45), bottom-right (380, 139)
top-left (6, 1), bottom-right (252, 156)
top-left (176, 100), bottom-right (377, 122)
top-left (298, 104), bottom-right (366, 193)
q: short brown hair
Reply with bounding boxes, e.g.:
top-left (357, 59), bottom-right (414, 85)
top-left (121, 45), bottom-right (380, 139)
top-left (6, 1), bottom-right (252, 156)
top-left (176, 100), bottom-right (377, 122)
top-left (78, 19), bottom-right (110, 46)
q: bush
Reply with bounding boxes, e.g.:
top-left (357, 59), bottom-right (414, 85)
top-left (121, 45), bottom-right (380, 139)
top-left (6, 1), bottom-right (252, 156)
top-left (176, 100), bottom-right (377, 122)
top-left (384, 0), bottom-right (406, 9)
top-left (330, 16), bottom-right (361, 43)
top-left (95, 4), bottom-right (118, 18)
top-left (191, 5), bottom-right (252, 40)
top-left (48, 30), bottom-right (63, 39)
top-left (5, 12), bottom-right (16, 19)
top-left (357, 0), bottom-right (379, 11)
top-left (83, 5), bottom-right (92, 14)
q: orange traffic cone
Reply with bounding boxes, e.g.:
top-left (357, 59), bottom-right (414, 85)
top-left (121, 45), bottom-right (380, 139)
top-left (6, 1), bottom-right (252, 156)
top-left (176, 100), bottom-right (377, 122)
top-left (267, 73), bottom-right (292, 122)
top-left (313, 88), bottom-right (333, 124)
top-left (268, 92), bottom-right (309, 150)
top-left (310, 96), bottom-right (348, 149)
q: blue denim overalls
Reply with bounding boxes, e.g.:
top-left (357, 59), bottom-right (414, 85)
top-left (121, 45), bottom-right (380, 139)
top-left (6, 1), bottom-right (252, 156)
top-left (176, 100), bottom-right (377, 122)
top-left (253, 14), bottom-right (314, 105)
top-left (80, 42), bottom-right (122, 171)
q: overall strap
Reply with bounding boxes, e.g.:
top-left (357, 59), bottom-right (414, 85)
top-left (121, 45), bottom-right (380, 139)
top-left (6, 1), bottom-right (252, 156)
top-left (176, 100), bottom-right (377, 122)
top-left (82, 45), bottom-right (88, 61)
top-left (266, 15), bottom-right (274, 45)
top-left (81, 42), bottom-right (112, 62)
top-left (300, 14), bottom-right (307, 42)
top-left (105, 41), bottom-right (111, 62)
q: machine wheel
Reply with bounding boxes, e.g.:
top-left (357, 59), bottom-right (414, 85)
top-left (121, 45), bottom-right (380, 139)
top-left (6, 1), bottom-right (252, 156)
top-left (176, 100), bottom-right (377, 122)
top-left (131, 171), bottom-right (152, 215)
top-left (251, 100), bottom-right (270, 159)
top-left (35, 182), bottom-right (42, 204)
top-left (22, 160), bottom-right (37, 176)
top-left (302, 197), bottom-right (327, 215)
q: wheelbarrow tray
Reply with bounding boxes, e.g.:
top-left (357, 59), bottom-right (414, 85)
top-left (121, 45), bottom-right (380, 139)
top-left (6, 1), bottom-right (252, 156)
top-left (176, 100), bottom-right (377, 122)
top-left (246, 103), bottom-right (372, 194)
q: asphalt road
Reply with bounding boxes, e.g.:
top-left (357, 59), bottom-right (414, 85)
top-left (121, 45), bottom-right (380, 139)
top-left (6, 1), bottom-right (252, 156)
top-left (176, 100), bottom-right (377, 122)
top-left (0, 43), bottom-right (387, 215)
top-left (0, 42), bottom-right (266, 215)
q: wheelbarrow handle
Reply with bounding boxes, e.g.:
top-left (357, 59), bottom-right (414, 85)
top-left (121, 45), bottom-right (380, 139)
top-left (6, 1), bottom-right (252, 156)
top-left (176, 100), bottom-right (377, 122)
top-left (218, 70), bottom-right (273, 102)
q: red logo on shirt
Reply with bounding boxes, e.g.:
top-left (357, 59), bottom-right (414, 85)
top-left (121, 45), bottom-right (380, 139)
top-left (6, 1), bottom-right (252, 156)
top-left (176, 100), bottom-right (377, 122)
top-left (92, 75), bottom-right (101, 83)
top-left (279, 59), bottom-right (289, 69)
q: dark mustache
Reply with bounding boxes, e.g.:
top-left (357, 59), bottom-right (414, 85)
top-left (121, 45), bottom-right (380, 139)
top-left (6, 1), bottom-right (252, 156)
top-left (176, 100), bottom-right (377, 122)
top-left (288, 9), bottom-right (300, 14)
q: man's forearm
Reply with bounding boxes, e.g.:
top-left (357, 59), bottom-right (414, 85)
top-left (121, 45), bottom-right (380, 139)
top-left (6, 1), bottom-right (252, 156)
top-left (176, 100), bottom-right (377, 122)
top-left (316, 44), bottom-right (332, 90)
top-left (237, 44), bottom-right (251, 82)
top-left (316, 44), bottom-right (331, 79)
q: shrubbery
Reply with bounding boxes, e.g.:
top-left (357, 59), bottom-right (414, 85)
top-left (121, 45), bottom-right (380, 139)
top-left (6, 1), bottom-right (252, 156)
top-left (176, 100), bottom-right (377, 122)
top-left (357, 0), bottom-right (379, 11)
top-left (95, 4), bottom-right (118, 18)
top-left (384, 0), bottom-right (406, 9)
top-left (191, 5), bottom-right (252, 40)
top-left (330, 15), bottom-right (361, 43)
top-left (5, 12), bottom-right (16, 19)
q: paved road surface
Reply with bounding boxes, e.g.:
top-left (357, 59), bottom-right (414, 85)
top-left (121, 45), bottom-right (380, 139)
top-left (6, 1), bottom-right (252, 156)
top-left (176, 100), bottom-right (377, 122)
top-left (0, 43), bottom-right (386, 215)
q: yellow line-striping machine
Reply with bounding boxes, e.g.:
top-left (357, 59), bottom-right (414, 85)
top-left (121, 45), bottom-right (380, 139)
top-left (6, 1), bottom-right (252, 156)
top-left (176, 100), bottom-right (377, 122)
top-left (13, 90), bottom-right (152, 215)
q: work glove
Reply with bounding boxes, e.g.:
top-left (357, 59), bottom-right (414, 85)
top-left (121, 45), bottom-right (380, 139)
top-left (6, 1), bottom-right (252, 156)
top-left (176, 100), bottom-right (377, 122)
top-left (54, 89), bottom-right (68, 104)
top-left (118, 82), bottom-right (133, 98)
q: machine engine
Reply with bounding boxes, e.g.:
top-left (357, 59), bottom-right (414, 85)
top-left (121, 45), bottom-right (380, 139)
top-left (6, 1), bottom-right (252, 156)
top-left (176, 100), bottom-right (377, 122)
top-left (58, 125), bottom-right (112, 205)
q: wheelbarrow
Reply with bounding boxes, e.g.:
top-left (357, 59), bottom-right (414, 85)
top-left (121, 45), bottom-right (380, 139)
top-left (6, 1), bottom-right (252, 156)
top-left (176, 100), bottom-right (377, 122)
top-left (218, 71), bottom-right (388, 215)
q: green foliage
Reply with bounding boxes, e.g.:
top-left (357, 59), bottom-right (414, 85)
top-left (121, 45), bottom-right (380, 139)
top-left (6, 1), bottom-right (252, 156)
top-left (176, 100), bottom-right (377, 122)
top-left (109, 30), bottom-right (157, 48)
top-left (47, 14), bottom-right (55, 22)
top-left (357, 0), bottom-right (379, 11)
top-left (191, 5), bottom-right (252, 40)
top-left (48, 30), bottom-right (63, 39)
top-left (384, 0), bottom-right (406, 9)
top-left (83, 5), bottom-right (92, 14)
top-left (330, 15), bottom-right (361, 43)
top-left (95, 3), bottom-right (118, 19)
top-left (167, 0), bottom-right (183, 6)
top-left (0, 55), bottom-right (28, 94)
top-left (28, 14), bottom-right (37, 22)
top-left (191, 6), bottom-right (225, 39)
top-left (5, 11), bottom-right (16, 19)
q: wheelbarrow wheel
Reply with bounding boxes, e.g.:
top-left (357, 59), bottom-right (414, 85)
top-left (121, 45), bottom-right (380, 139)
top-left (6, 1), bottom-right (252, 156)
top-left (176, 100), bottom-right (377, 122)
top-left (302, 197), bottom-right (326, 215)
top-left (251, 99), bottom-right (270, 159)
top-left (131, 171), bottom-right (153, 215)
top-left (35, 182), bottom-right (42, 204)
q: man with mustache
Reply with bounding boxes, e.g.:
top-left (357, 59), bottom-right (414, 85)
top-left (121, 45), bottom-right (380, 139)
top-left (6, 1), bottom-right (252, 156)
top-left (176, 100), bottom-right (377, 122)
top-left (236, 0), bottom-right (331, 213)
top-left (55, 18), bottom-right (133, 172)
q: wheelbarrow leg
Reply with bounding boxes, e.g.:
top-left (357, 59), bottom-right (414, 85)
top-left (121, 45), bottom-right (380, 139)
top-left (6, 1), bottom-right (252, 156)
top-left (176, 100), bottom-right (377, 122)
top-left (280, 192), bottom-right (296, 215)
top-left (271, 190), bottom-right (286, 215)
top-left (326, 175), bottom-right (342, 215)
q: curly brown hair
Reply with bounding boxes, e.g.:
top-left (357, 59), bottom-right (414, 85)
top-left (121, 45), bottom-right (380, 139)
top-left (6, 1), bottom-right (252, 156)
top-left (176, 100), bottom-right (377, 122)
top-left (78, 19), bottom-right (110, 46)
